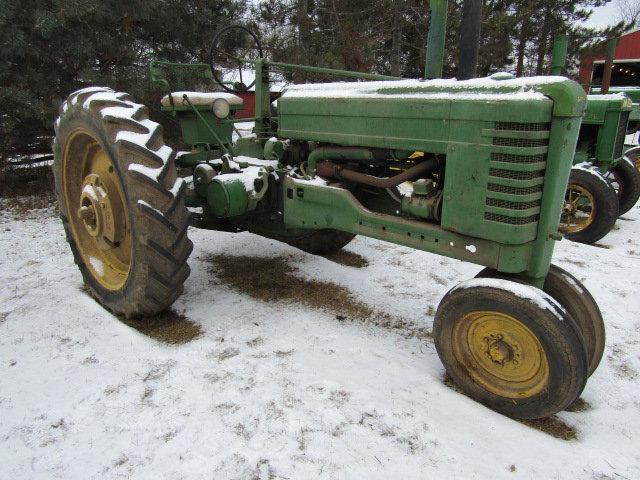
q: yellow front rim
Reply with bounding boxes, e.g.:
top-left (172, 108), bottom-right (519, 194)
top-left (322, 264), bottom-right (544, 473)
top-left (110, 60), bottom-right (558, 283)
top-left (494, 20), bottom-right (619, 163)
top-left (452, 311), bottom-right (549, 399)
top-left (63, 129), bottom-right (132, 290)
top-left (560, 184), bottom-right (596, 233)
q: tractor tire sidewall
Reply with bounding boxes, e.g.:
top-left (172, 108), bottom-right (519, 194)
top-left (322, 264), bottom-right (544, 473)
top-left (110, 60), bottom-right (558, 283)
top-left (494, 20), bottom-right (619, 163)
top-left (54, 101), bottom-right (144, 314)
top-left (53, 88), bottom-right (192, 318)
top-left (610, 157), bottom-right (640, 216)
top-left (433, 284), bottom-right (588, 419)
top-left (543, 265), bottom-right (605, 376)
top-left (564, 167), bottom-right (619, 244)
top-left (475, 266), bottom-right (604, 377)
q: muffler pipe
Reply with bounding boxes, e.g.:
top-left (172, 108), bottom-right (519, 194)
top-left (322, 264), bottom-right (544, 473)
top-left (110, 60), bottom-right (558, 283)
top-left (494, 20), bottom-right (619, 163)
top-left (316, 157), bottom-right (439, 188)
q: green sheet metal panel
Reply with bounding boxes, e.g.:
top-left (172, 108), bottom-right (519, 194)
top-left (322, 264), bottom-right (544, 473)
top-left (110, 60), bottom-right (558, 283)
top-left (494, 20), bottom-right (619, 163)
top-left (277, 77), bottom-right (579, 245)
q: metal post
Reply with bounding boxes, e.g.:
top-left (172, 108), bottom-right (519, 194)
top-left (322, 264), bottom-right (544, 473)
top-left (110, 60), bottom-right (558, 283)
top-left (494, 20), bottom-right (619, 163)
top-left (424, 0), bottom-right (448, 79)
top-left (457, 0), bottom-right (482, 80)
top-left (254, 58), bottom-right (272, 139)
top-left (601, 38), bottom-right (617, 94)
top-left (550, 34), bottom-right (569, 76)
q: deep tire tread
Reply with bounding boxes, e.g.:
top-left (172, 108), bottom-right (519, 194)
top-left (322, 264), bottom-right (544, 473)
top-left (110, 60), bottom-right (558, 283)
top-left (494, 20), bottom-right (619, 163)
top-left (53, 86), bottom-right (192, 318)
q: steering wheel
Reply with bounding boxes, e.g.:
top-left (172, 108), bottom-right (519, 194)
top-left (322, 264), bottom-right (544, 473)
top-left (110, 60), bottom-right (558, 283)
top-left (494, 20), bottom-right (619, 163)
top-left (210, 25), bottom-right (264, 93)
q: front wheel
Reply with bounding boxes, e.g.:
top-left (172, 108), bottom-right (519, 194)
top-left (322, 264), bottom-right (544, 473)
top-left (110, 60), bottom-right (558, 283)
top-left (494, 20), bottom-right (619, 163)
top-left (475, 265), bottom-right (605, 376)
top-left (434, 279), bottom-right (588, 419)
top-left (560, 166), bottom-right (619, 244)
top-left (53, 87), bottom-right (193, 318)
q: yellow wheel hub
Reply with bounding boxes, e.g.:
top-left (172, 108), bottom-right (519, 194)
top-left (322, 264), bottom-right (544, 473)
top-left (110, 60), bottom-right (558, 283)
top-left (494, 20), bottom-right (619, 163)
top-left (560, 184), bottom-right (595, 233)
top-left (452, 311), bottom-right (549, 399)
top-left (63, 129), bottom-right (132, 290)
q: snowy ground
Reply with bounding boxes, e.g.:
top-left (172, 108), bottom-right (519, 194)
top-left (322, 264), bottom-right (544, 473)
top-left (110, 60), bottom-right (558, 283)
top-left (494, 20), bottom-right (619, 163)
top-left (1, 197), bottom-right (640, 479)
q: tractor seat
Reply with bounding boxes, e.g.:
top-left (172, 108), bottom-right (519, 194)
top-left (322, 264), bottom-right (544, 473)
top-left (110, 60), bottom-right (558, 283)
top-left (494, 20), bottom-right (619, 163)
top-left (160, 91), bottom-right (243, 108)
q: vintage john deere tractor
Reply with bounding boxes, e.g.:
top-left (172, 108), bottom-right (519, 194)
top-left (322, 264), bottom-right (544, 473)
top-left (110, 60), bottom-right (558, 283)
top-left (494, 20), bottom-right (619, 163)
top-left (561, 94), bottom-right (639, 243)
top-left (53, 6), bottom-right (604, 419)
top-left (538, 36), bottom-right (640, 244)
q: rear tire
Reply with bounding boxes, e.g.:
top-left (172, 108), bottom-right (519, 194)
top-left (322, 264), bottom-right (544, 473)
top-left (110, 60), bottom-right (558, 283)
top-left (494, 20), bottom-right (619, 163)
top-left (286, 229), bottom-right (355, 255)
top-left (53, 87), bottom-right (192, 318)
top-left (433, 279), bottom-right (588, 419)
top-left (606, 157), bottom-right (640, 215)
top-left (625, 146), bottom-right (640, 170)
top-left (560, 166), bottom-right (619, 244)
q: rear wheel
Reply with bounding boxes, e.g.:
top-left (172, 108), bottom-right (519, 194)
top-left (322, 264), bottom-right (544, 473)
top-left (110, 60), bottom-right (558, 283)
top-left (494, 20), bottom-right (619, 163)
top-left (625, 147), bottom-right (640, 170)
top-left (53, 87), bottom-right (192, 318)
top-left (605, 157), bottom-right (640, 215)
top-left (433, 279), bottom-right (588, 419)
top-left (560, 166), bottom-right (619, 244)
top-left (475, 265), bottom-right (605, 376)
top-left (286, 229), bottom-right (355, 255)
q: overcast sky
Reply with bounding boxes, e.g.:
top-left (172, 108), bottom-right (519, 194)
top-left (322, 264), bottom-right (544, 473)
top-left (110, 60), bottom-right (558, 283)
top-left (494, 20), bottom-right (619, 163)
top-left (582, 2), bottom-right (622, 29)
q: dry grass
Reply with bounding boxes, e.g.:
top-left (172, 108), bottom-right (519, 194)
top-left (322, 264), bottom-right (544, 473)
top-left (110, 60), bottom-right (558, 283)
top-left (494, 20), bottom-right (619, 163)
top-left (322, 250), bottom-right (369, 268)
top-left (0, 194), bottom-right (57, 214)
top-left (520, 417), bottom-right (577, 441)
top-left (118, 309), bottom-right (203, 345)
top-left (77, 283), bottom-right (202, 345)
top-left (211, 254), bottom-right (373, 318)
top-left (565, 397), bottom-right (591, 412)
top-left (209, 254), bottom-right (431, 339)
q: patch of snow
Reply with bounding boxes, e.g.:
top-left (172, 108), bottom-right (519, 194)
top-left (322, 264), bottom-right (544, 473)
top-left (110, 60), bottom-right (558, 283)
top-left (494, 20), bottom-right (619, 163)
top-left (81, 91), bottom-right (126, 110)
top-left (215, 166), bottom-right (264, 192)
top-left (621, 156), bottom-right (636, 170)
top-left (281, 75), bottom-right (572, 102)
top-left (128, 162), bottom-right (161, 182)
top-left (450, 277), bottom-right (562, 313)
top-left (2, 192), bottom-right (640, 479)
top-left (168, 177), bottom-right (185, 197)
top-left (137, 200), bottom-right (163, 217)
top-left (397, 182), bottom-right (414, 197)
top-left (586, 93), bottom-right (629, 102)
top-left (294, 176), bottom-right (330, 187)
top-left (232, 156), bottom-right (279, 169)
top-left (70, 86), bottom-right (111, 105)
top-left (465, 245), bottom-right (477, 253)
top-left (572, 162), bottom-right (611, 188)
top-left (161, 91), bottom-right (243, 107)
top-left (88, 255), bottom-right (104, 276)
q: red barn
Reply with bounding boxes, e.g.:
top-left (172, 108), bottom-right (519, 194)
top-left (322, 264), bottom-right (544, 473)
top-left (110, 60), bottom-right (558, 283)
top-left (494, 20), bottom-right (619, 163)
top-left (579, 28), bottom-right (640, 91)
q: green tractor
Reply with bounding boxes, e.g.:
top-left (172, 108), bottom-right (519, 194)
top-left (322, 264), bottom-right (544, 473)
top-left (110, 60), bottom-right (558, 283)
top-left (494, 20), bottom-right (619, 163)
top-left (53, 6), bottom-right (603, 420)
top-left (561, 94), bottom-right (639, 243)
top-left (548, 36), bottom-right (640, 244)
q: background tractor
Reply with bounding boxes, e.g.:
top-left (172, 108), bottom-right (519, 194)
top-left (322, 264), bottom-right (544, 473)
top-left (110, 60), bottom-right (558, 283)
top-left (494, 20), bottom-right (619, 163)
top-left (504, 36), bottom-right (640, 245)
top-left (53, 1), bottom-right (604, 420)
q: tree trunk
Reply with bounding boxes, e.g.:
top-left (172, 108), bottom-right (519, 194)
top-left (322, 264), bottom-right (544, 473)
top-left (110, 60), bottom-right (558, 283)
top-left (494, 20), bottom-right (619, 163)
top-left (295, 0), bottom-right (312, 81)
top-left (390, 0), bottom-right (403, 76)
top-left (457, 0), bottom-right (483, 80)
top-left (516, 20), bottom-right (528, 76)
top-left (535, 6), bottom-right (552, 75)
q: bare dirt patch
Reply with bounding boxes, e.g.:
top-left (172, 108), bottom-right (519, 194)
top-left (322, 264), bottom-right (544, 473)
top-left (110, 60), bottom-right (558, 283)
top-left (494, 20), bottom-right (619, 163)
top-left (520, 417), bottom-right (577, 441)
top-left (565, 397), bottom-right (591, 412)
top-left (322, 249), bottom-right (369, 268)
top-left (209, 254), bottom-right (431, 339)
top-left (118, 310), bottom-right (203, 345)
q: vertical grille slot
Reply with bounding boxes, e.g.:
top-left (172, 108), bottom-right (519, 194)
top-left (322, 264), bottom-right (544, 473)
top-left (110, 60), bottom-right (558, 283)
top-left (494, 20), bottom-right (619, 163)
top-left (485, 122), bottom-right (549, 226)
